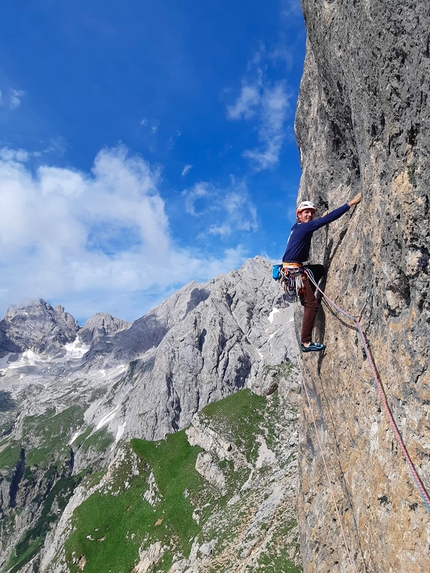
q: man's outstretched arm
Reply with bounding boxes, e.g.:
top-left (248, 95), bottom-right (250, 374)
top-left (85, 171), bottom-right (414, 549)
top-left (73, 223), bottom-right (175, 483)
top-left (321, 192), bottom-right (362, 216)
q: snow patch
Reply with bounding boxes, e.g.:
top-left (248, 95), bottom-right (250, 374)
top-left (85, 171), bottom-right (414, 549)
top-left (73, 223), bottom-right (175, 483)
top-left (7, 350), bottom-right (45, 369)
top-left (115, 422), bottom-right (126, 443)
top-left (63, 339), bottom-right (90, 359)
top-left (268, 308), bottom-right (280, 324)
top-left (96, 407), bottom-right (118, 430)
top-left (69, 429), bottom-right (83, 445)
top-left (0, 339), bottom-right (90, 373)
top-left (256, 436), bottom-right (276, 469)
top-left (0, 353), bottom-right (13, 371)
top-left (267, 306), bottom-right (290, 329)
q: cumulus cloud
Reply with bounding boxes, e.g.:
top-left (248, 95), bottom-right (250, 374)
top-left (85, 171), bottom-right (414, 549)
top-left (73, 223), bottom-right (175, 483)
top-left (182, 177), bottom-right (258, 237)
top-left (227, 47), bottom-right (292, 171)
top-left (0, 145), bottom-right (166, 281)
top-left (0, 146), bottom-right (248, 321)
top-left (0, 147), bottom-right (30, 162)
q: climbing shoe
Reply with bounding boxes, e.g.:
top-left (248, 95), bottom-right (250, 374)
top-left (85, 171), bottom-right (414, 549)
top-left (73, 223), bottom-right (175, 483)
top-left (301, 342), bottom-right (326, 352)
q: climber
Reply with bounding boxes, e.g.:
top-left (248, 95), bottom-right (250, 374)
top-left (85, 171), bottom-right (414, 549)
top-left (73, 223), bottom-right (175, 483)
top-left (282, 192), bottom-right (362, 352)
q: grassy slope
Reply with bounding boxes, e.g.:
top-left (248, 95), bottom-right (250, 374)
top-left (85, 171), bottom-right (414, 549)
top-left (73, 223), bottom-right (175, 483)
top-left (63, 388), bottom-right (301, 573)
top-left (0, 402), bottom-right (113, 573)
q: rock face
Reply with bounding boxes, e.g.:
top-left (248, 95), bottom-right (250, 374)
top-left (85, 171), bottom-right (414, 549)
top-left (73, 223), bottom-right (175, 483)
top-left (77, 256), bottom-right (298, 443)
top-left (79, 312), bottom-right (131, 345)
top-left (0, 299), bottom-right (79, 358)
top-left (296, 1), bottom-right (430, 571)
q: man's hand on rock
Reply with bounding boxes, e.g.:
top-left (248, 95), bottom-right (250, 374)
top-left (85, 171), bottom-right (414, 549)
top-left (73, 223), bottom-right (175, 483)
top-left (348, 193), bottom-right (362, 207)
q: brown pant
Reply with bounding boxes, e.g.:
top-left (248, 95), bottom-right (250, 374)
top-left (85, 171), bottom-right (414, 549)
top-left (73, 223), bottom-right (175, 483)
top-left (300, 265), bottom-right (325, 344)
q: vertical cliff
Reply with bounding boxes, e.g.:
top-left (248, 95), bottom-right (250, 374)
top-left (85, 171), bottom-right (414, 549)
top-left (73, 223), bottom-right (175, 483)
top-left (295, 1), bottom-right (430, 571)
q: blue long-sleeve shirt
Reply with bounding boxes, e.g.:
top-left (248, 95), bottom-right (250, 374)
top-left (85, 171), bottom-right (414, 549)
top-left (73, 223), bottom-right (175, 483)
top-left (282, 204), bottom-right (350, 263)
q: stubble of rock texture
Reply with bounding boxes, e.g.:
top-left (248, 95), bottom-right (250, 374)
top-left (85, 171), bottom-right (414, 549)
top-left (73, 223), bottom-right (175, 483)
top-left (296, 1), bottom-right (430, 571)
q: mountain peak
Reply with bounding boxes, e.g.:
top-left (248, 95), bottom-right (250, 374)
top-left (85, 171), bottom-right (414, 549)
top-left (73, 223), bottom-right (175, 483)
top-left (0, 298), bottom-right (79, 357)
top-left (80, 312), bottom-right (131, 345)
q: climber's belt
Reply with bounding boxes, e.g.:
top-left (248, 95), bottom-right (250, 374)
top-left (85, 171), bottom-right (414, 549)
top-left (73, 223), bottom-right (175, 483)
top-left (282, 262), bottom-right (304, 272)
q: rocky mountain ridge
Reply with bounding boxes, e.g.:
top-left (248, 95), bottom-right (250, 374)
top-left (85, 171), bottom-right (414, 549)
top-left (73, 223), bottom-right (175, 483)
top-left (0, 300), bottom-right (80, 358)
top-left (0, 256), bottom-right (301, 572)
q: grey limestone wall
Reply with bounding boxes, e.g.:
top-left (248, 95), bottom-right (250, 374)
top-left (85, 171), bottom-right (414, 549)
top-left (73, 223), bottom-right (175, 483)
top-left (296, 1), bottom-right (430, 571)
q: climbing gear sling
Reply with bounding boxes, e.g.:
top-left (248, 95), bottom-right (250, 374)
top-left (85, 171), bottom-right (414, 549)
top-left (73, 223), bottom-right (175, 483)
top-left (273, 262), bottom-right (306, 304)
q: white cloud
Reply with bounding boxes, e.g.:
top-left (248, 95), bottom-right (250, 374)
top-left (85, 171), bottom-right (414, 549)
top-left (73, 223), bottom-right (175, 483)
top-left (206, 190), bottom-right (258, 237)
top-left (181, 164), bottom-right (192, 177)
top-left (183, 182), bottom-right (211, 216)
top-left (0, 146), bottom-right (249, 321)
top-left (41, 137), bottom-right (66, 156)
top-left (0, 147), bottom-right (30, 162)
top-left (243, 82), bottom-right (291, 170)
top-left (139, 118), bottom-right (159, 134)
top-left (227, 85), bottom-right (260, 120)
top-left (0, 143), bottom-right (64, 164)
top-left (9, 88), bottom-right (25, 109)
top-left (182, 178), bottom-right (258, 237)
top-left (0, 87), bottom-right (26, 110)
top-left (281, 0), bottom-right (303, 20)
top-left (227, 47), bottom-right (292, 170)
top-left (168, 244), bottom-right (248, 285)
top-left (269, 45), bottom-right (294, 69)
top-left (0, 145), bottom-right (167, 262)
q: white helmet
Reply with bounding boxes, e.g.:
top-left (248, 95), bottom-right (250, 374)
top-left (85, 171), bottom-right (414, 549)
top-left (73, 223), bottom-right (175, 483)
top-left (296, 200), bottom-right (316, 216)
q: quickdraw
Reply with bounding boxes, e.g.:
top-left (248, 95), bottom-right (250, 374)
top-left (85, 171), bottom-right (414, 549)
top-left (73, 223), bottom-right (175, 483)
top-left (280, 265), bottom-right (306, 303)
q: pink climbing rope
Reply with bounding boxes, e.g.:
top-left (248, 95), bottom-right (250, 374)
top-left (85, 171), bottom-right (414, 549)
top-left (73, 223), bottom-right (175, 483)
top-left (305, 270), bottom-right (430, 513)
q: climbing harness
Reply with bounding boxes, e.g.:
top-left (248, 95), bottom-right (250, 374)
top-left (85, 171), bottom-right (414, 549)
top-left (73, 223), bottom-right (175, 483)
top-left (304, 270), bottom-right (430, 514)
top-left (273, 263), bottom-right (306, 303)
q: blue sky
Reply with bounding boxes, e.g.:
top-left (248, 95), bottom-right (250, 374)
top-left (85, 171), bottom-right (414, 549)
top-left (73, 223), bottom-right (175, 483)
top-left (0, 0), bottom-right (306, 323)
